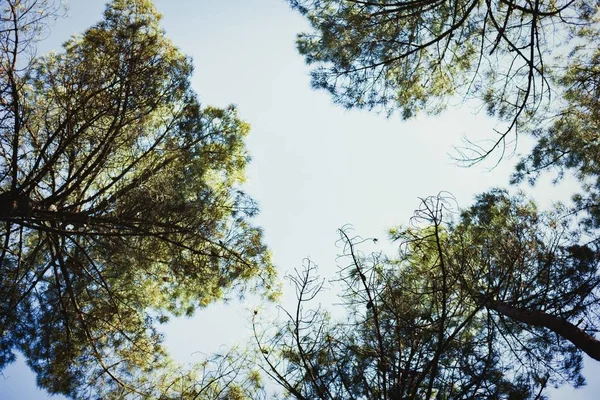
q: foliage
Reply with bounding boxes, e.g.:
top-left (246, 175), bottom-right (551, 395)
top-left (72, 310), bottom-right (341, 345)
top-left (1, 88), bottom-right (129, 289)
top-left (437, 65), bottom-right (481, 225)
top-left (288, 0), bottom-right (599, 160)
top-left (257, 191), bottom-right (600, 399)
top-left (0, 0), bottom-right (275, 397)
top-left (94, 348), bottom-right (267, 400)
top-left (513, 42), bottom-right (600, 229)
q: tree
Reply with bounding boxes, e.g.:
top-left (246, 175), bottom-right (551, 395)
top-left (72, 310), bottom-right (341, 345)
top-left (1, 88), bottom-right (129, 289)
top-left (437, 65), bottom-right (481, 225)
top-left (256, 191), bottom-right (600, 399)
top-left (513, 44), bottom-right (600, 228)
top-left (92, 347), bottom-right (268, 400)
top-left (287, 0), bottom-right (597, 160)
top-left (0, 0), bottom-right (275, 397)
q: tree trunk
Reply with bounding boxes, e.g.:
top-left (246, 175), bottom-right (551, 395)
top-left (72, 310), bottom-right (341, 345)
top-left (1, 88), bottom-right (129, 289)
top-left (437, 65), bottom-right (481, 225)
top-left (486, 300), bottom-right (600, 362)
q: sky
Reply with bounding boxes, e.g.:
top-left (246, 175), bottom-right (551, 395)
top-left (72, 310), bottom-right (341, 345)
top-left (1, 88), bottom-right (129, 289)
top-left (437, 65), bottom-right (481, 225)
top-left (0, 0), bottom-right (598, 399)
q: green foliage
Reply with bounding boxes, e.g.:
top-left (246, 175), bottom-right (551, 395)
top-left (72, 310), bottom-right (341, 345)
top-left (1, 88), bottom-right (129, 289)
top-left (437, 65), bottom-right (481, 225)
top-left (274, 0), bottom-right (600, 397)
top-left (513, 41), bottom-right (600, 229)
top-left (289, 0), bottom-right (598, 159)
top-left (0, 0), bottom-right (275, 397)
top-left (259, 191), bottom-right (599, 399)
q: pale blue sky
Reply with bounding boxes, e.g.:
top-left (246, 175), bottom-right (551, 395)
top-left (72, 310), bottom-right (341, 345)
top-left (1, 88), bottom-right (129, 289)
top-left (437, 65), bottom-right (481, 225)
top-left (0, 1), bottom-right (597, 399)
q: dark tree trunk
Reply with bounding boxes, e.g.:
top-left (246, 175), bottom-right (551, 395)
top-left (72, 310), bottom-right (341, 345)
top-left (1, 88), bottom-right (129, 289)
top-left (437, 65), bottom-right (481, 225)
top-left (486, 300), bottom-right (600, 361)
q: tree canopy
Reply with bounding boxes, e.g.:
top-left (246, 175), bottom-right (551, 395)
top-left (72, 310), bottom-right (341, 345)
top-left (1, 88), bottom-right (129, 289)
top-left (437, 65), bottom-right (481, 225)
top-left (0, 0), bottom-right (275, 397)
top-left (258, 1), bottom-right (600, 398)
top-left (3, 0), bottom-right (600, 398)
top-left (288, 0), bottom-right (598, 160)
top-left (513, 45), bottom-right (600, 227)
top-left (257, 191), bottom-right (600, 399)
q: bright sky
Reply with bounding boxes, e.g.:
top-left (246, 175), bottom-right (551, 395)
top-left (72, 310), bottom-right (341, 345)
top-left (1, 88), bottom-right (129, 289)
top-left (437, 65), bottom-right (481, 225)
top-left (0, 1), bottom-right (598, 399)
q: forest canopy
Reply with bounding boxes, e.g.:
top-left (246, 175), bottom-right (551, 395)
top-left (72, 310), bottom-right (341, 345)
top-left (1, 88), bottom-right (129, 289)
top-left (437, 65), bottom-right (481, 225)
top-left (2, 0), bottom-right (600, 399)
top-left (288, 0), bottom-right (599, 161)
top-left (245, 1), bottom-right (600, 399)
top-left (0, 0), bottom-right (275, 397)
top-left (256, 191), bottom-right (600, 399)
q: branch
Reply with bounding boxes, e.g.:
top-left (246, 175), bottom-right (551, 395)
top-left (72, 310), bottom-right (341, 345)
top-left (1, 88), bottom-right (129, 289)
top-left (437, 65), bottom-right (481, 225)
top-left (486, 299), bottom-right (600, 361)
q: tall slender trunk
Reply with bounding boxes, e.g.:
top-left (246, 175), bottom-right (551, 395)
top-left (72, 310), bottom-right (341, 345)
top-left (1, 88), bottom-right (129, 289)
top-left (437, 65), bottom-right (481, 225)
top-left (486, 300), bottom-right (600, 361)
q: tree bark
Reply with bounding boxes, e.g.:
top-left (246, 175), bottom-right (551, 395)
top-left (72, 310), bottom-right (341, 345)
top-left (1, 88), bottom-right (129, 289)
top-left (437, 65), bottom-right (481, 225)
top-left (486, 300), bottom-right (600, 361)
